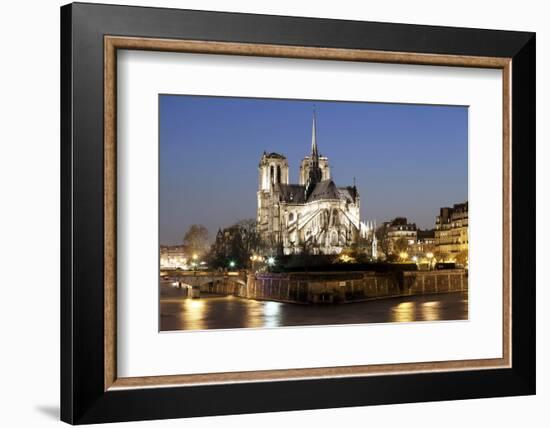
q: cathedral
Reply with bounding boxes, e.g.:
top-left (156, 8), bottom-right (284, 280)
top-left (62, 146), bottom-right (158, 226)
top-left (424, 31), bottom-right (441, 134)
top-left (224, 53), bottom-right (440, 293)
top-left (257, 111), bottom-right (377, 256)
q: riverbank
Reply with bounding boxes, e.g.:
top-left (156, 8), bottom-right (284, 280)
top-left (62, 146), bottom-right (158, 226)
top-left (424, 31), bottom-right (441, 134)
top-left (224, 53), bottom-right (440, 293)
top-left (240, 269), bottom-right (468, 304)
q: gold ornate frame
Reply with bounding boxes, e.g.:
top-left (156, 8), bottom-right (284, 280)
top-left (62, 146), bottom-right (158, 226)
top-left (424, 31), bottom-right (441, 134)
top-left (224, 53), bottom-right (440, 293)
top-left (103, 36), bottom-right (512, 391)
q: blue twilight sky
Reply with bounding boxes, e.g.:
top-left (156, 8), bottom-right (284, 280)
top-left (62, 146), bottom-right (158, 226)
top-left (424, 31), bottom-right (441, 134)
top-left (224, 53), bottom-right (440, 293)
top-left (160, 95), bottom-right (468, 245)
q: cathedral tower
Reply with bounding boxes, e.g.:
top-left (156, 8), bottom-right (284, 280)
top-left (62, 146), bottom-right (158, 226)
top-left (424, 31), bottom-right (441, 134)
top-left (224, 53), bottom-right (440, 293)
top-left (258, 152), bottom-right (289, 191)
top-left (257, 152), bottom-right (289, 243)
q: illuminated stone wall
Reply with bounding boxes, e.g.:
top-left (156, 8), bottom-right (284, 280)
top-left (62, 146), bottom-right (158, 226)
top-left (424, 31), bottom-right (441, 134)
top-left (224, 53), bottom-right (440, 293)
top-left (242, 270), bottom-right (467, 304)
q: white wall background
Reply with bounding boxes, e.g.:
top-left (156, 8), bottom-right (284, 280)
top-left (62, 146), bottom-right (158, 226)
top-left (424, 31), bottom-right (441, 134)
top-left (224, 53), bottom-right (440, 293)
top-left (0, 0), bottom-right (546, 427)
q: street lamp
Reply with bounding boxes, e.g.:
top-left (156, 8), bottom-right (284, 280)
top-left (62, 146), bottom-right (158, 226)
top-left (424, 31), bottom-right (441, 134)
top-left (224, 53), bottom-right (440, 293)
top-left (267, 257), bottom-right (275, 266)
top-left (229, 260), bottom-right (236, 269)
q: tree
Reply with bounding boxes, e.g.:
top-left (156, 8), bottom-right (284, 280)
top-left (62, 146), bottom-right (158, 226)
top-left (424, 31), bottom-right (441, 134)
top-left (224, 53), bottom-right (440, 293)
top-left (434, 251), bottom-right (450, 263)
top-left (455, 249), bottom-right (468, 266)
top-left (183, 224), bottom-right (209, 258)
top-left (206, 219), bottom-right (264, 269)
top-left (375, 226), bottom-right (391, 259)
top-left (234, 218), bottom-right (263, 258)
top-left (394, 237), bottom-right (409, 254)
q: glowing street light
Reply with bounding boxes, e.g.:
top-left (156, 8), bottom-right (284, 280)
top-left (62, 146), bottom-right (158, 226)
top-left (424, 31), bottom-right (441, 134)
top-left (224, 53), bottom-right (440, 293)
top-left (229, 260), bottom-right (236, 269)
top-left (399, 252), bottom-right (408, 261)
top-left (192, 253), bottom-right (198, 261)
top-left (267, 257), bottom-right (275, 266)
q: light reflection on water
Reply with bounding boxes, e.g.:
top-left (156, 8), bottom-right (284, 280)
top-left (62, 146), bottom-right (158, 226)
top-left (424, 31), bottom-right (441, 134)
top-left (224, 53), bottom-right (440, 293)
top-left (262, 301), bottom-right (282, 328)
top-left (421, 301), bottom-right (442, 322)
top-left (392, 302), bottom-right (415, 323)
top-left (160, 291), bottom-right (467, 332)
top-left (179, 299), bottom-right (206, 331)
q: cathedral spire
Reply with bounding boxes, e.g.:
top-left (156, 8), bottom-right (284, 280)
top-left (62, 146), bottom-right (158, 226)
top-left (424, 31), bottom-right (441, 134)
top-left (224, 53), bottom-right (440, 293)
top-left (305, 107), bottom-right (323, 198)
top-left (311, 107), bottom-right (319, 163)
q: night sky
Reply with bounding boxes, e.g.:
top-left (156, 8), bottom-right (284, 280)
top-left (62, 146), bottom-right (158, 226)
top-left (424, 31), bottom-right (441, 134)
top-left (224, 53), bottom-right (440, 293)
top-left (160, 95), bottom-right (468, 245)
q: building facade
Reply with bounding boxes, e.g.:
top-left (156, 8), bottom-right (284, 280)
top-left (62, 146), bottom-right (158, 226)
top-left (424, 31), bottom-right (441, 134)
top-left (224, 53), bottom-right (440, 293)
top-left (434, 201), bottom-right (469, 259)
top-left (385, 217), bottom-right (418, 246)
top-left (160, 245), bottom-right (188, 269)
top-left (257, 111), bottom-right (376, 256)
top-left (377, 217), bottom-right (418, 256)
top-left (412, 229), bottom-right (436, 258)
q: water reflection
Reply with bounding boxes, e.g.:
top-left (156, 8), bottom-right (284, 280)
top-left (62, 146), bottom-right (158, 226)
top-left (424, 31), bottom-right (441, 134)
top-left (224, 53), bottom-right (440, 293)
top-left (392, 302), bottom-right (416, 323)
top-left (179, 299), bottom-right (206, 331)
top-left (263, 301), bottom-right (282, 328)
top-left (244, 299), bottom-right (264, 329)
top-left (160, 291), bottom-right (468, 332)
top-left (421, 301), bottom-right (441, 322)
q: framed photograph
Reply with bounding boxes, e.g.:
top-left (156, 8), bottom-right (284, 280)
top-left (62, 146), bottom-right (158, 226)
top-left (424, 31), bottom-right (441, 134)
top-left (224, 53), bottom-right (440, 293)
top-left (61, 2), bottom-right (535, 424)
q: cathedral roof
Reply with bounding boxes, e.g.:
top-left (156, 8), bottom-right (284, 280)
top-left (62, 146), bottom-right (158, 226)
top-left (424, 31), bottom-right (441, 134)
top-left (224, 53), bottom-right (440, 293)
top-left (274, 183), bottom-right (306, 203)
top-left (337, 186), bottom-right (358, 203)
top-left (275, 180), bottom-right (358, 204)
top-left (308, 179), bottom-right (341, 202)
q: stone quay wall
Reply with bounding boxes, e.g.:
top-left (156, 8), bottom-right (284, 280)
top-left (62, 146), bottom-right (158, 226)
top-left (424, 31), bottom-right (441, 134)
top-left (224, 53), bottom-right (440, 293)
top-left (239, 270), bottom-right (467, 304)
top-left (200, 278), bottom-right (242, 295)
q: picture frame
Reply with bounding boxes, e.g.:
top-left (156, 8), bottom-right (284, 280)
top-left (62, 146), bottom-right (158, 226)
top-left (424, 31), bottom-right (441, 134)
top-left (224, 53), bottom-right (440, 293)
top-left (61, 2), bottom-right (535, 424)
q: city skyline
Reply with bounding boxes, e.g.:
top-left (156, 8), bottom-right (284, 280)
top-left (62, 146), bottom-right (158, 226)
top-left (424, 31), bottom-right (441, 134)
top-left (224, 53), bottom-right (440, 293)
top-left (160, 95), bottom-right (468, 245)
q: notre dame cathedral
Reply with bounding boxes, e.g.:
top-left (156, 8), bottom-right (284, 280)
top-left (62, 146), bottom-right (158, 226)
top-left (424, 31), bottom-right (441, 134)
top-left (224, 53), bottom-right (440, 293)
top-left (257, 111), bottom-right (377, 257)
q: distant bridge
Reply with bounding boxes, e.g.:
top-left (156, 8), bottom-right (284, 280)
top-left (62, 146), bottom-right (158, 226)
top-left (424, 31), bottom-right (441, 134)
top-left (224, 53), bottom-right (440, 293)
top-left (162, 270), bottom-right (248, 295)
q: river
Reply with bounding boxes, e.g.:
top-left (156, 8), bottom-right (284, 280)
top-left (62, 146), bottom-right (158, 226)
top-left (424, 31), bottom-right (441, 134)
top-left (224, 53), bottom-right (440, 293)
top-left (160, 289), bottom-right (468, 331)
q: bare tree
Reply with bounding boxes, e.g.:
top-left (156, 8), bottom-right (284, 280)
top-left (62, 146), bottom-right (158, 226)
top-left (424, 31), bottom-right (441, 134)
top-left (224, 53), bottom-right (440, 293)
top-left (234, 218), bottom-right (263, 257)
top-left (394, 237), bottom-right (409, 254)
top-left (183, 224), bottom-right (209, 258)
top-left (375, 226), bottom-right (391, 259)
top-left (206, 219), bottom-right (264, 269)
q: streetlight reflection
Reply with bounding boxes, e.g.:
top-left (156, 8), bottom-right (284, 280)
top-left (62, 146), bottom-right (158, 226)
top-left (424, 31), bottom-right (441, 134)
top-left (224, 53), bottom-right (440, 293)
top-left (391, 301), bottom-right (415, 323)
top-left (421, 301), bottom-right (442, 321)
top-left (263, 301), bottom-right (282, 328)
top-left (180, 298), bottom-right (206, 331)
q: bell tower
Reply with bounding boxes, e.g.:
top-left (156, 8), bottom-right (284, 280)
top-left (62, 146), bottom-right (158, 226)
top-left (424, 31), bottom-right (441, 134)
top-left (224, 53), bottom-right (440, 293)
top-left (257, 152), bottom-right (289, 242)
top-left (258, 152), bottom-right (289, 191)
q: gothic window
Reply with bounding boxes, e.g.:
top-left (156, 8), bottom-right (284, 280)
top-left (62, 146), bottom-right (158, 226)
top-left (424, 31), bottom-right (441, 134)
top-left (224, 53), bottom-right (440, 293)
top-left (277, 165), bottom-right (281, 183)
top-left (289, 212), bottom-right (294, 222)
top-left (331, 231), bottom-right (338, 245)
top-left (270, 165), bottom-right (274, 183)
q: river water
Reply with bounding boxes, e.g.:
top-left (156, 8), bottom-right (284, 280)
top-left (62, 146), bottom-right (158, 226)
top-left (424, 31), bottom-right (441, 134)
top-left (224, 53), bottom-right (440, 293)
top-left (160, 289), bottom-right (468, 332)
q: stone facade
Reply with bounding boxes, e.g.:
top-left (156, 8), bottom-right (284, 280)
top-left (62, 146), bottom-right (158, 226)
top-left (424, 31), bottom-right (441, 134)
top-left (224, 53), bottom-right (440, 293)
top-left (383, 217), bottom-right (418, 252)
top-left (257, 111), bottom-right (376, 256)
top-left (435, 202), bottom-right (468, 258)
